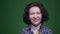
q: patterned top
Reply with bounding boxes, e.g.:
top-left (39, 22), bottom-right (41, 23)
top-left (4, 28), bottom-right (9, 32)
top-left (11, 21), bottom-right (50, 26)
top-left (21, 25), bottom-right (52, 34)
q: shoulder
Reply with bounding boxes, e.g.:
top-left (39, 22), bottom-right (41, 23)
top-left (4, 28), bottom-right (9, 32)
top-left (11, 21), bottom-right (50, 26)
top-left (41, 25), bottom-right (51, 30)
top-left (20, 26), bottom-right (30, 34)
top-left (41, 25), bottom-right (52, 34)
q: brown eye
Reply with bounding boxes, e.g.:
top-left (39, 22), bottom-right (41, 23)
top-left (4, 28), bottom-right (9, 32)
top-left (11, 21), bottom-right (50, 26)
top-left (37, 12), bottom-right (41, 14)
top-left (30, 12), bottom-right (34, 15)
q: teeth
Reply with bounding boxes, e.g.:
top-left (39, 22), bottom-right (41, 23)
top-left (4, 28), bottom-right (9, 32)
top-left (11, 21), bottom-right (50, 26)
top-left (33, 19), bottom-right (39, 22)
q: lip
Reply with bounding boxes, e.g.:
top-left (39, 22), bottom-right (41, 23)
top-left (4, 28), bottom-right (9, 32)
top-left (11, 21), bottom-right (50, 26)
top-left (33, 19), bottom-right (40, 22)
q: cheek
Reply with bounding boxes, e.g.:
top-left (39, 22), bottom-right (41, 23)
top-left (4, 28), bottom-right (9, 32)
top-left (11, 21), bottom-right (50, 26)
top-left (29, 14), bottom-right (42, 20)
top-left (36, 14), bottom-right (42, 19)
top-left (39, 14), bottom-right (42, 19)
top-left (29, 15), bottom-right (34, 19)
top-left (36, 14), bottom-right (42, 22)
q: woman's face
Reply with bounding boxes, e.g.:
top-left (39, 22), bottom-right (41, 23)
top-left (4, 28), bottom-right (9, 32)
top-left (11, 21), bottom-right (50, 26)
top-left (29, 6), bottom-right (42, 26)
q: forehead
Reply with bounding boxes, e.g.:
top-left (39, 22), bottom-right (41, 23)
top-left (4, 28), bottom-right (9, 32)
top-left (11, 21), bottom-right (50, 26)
top-left (29, 6), bottom-right (41, 12)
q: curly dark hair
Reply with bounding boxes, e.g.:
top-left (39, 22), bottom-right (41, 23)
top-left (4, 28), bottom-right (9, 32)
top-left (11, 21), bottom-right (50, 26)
top-left (23, 2), bottom-right (49, 25)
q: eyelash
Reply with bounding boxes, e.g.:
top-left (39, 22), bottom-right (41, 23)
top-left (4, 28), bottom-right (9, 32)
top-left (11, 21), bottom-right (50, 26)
top-left (37, 13), bottom-right (41, 14)
top-left (30, 13), bottom-right (34, 15)
top-left (30, 13), bottom-right (41, 15)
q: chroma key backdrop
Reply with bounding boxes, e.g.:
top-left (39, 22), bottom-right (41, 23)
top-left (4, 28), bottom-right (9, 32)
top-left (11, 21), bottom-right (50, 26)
top-left (0, 0), bottom-right (60, 34)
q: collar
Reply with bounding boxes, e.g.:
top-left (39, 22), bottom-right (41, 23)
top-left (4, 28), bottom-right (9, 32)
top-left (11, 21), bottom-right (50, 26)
top-left (27, 24), bottom-right (43, 32)
top-left (31, 24), bottom-right (41, 31)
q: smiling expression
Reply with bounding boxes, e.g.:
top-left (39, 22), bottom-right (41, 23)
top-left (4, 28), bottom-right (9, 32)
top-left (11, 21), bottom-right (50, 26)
top-left (29, 6), bottom-right (42, 26)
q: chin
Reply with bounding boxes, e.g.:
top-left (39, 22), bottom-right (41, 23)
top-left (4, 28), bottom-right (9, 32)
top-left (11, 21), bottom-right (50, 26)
top-left (33, 24), bottom-right (39, 27)
top-left (34, 22), bottom-right (40, 24)
top-left (32, 22), bottom-right (40, 26)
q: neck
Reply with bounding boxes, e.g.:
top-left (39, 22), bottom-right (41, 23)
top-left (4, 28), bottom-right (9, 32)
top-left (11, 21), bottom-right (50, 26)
top-left (31, 24), bottom-right (41, 31)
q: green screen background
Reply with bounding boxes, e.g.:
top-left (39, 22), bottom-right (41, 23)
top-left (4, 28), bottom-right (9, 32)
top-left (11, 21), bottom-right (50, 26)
top-left (1, 0), bottom-right (60, 34)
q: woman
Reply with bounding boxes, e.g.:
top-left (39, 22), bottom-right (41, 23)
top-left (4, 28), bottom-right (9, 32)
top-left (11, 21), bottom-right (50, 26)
top-left (21, 2), bottom-right (52, 34)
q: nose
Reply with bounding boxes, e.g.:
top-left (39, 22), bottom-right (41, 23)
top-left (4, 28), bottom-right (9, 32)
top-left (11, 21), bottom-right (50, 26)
top-left (34, 14), bottom-right (38, 18)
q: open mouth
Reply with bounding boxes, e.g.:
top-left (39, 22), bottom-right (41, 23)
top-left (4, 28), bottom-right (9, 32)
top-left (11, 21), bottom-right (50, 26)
top-left (33, 19), bottom-right (40, 22)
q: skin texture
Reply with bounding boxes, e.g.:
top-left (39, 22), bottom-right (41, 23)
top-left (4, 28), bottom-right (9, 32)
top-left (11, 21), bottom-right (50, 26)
top-left (29, 6), bottom-right (42, 27)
